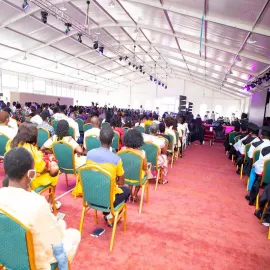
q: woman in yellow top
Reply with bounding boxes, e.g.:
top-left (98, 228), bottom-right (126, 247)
top-left (122, 129), bottom-right (147, 202)
top-left (6, 122), bottom-right (60, 208)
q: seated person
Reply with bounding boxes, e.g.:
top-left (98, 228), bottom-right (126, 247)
top-left (143, 123), bottom-right (168, 184)
top-left (85, 126), bottom-right (130, 227)
top-left (84, 116), bottom-right (101, 149)
top-left (6, 122), bottom-right (60, 208)
top-left (77, 109), bottom-right (86, 121)
top-left (235, 123), bottom-right (259, 174)
top-left (110, 115), bottom-right (124, 149)
top-left (243, 126), bottom-right (270, 177)
top-left (41, 119), bottom-right (86, 170)
top-left (254, 184), bottom-right (270, 226)
top-left (38, 110), bottom-right (54, 136)
top-left (0, 147), bottom-right (81, 269)
top-left (246, 145), bottom-right (270, 205)
top-left (158, 122), bottom-right (171, 145)
top-left (122, 129), bottom-right (147, 202)
top-left (213, 122), bottom-right (226, 140)
top-left (0, 111), bottom-right (17, 140)
top-left (164, 117), bottom-right (177, 146)
top-left (224, 121), bottom-right (241, 153)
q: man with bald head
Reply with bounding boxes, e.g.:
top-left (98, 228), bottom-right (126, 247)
top-left (83, 116), bottom-right (101, 149)
top-left (0, 111), bottom-right (17, 139)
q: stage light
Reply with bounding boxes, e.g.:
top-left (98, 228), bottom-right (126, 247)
top-left (247, 34), bottom-right (257, 44)
top-left (251, 82), bottom-right (256, 88)
top-left (119, 57), bottom-right (123, 61)
top-left (41, 11), bottom-right (48, 24)
top-left (140, 69), bottom-right (142, 73)
top-left (65, 23), bottom-right (72, 34)
top-left (143, 71), bottom-right (145, 74)
top-left (99, 46), bottom-right (104, 55)
top-left (228, 69), bottom-right (233, 75)
top-left (154, 78), bottom-right (157, 84)
top-left (77, 33), bottom-right (82, 43)
top-left (165, 85), bottom-right (167, 89)
top-left (162, 83), bottom-right (164, 87)
top-left (246, 85), bottom-right (251, 91)
top-left (59, 3), bottom-right (67, 11)
top-left (139, 65), bottom-right (143, 70)
top-left (133, 64), bottom-right (136, 68)
top-left (264, 72), bottom-right (270, 82)
top-left (128, 62), bottom-right (131, 66)
top-left (93, 41), bottom-right (98, 50)
top-left (136, 66), bottom-right (138, 70)
top-left (158, 81), bottom-right (161, 85)
top-left (257, 78), bottom-right (263, 85)
top-left (22, 0), bottom-right (29, 10)
top-left (124, 56), bottom-right (128, 61)
top-left (150, 75), bottom-right (153, 81)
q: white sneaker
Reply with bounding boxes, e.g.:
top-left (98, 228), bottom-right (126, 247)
top-left (262, 222), bottom-right (270, 227)
top-left (55, 201), bottom-right (62, 210)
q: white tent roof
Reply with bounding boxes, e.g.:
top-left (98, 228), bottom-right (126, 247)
top-left (0, 0), bottom-right (269, 97)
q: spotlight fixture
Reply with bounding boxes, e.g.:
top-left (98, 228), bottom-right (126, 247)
top-left (133, 64), bottom-right (136, 68)
top-left (251, 82), bottom-right (256, 88)
top-left (158, 81), bottom-right (161, 86)
top-left (99, 46), bottom-right (104, 55)
top-left (234, 55), bottom-right (241, 62)
top-left (228, 69), bottom-right (233, 75)
top-left (246, 85), bottom-right (251, 91)
top-left (263, 72), bottom-right (270, 82)
top-left (95, 28), bottom-right (100, 35)
top-left (154, 78), bottom-right (157, 84)
top-left (136, 66), bottom-right (138, 70)
top-left (59, 1), bottom-right (67, 11)
top-left (77, 33), bottom-right (82, 43)
top-left (65, 23), bottom-right (72, 34)
top-left (139, 65), bottom-right (143, 70)
top-left (247, 34), bottom-right (257, 44)
top-left (143, 71), bottom-right (145, 74)
top-left (162, 83), bottom-right (164, 87)
top-left (119, 56), bottom-right (123, 61)
top-left (128, 62), bottom-right (131, 66)
top-left (108, 0), bottom-right (115, 8)
top-left (140, 69), bottom-right (142, 73)
top-left (165, 85), bottom-right (167, 89)
top-left (22, 0), bottom-right (29, 10)
top-left (41, 11), bottom-right (48, 24)
top-left (257, 78), bottom-right (263, 85)
top-left (93, 41), bottom-right (98, 50)
top-left (150, 75), bottom-right (153, 81)
top-left (124, 56), bottom-right (128, 61)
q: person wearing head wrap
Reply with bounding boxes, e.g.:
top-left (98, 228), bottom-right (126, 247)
top-left (224, 121), bottom-right (241, 153)
top-left (0, 111), bottom-right (17, 140)
top-left (235, 123), bottom-right (259, 174)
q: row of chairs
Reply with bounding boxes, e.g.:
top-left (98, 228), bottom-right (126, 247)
top-left (229, 132), bottom-right (270, 239)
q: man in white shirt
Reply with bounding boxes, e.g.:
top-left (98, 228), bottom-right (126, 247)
top-left (53, 105), bottom-right (80, 141)
top-left (164, 117), bottom-right (176, 147)
top-left (84, 116), bottom-right (100, 149)
top-left (0, 111), bottom-right (17, 140)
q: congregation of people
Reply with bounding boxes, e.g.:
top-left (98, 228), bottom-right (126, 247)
top-left (0, 100), bottom-right (194, 269)
top-left (224, 120), bottom-right (270, 231)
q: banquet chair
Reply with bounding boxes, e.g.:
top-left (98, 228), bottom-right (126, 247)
top-left (247, 150), bottom-right (261, 190)
top-left (240, 143), bottom-right (251, 179)
top-left (85, 135), bottom-right (101, 152)
top-left (0, 133), bottom-right (9, 158)
top-left (78, 165), bottom-right (127, 251)
top-left (76, 119), bottom-right (84, 133)
top-left (37, 128), bottom-right (50, 148)
top-left (112, 131), bottom-right (120, 152)
top-left (83, 123), bottom-right (92, 132)
top-left (135, 126), bottom-right (145, 133)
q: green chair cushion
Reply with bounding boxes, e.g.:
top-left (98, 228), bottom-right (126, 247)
top-left (125, 175), bottom-right (147, 186)
top-left (34, 184), bottom-right (51, 193)
top-left (51, 262), bottom-right (58, 270)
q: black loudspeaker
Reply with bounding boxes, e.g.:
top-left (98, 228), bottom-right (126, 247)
top-left (179, 96), bottom-right (187, 113)
top-left (241, 113), bottom-right (248, 119)
top-left (188, 102), bottom-right (193, 113)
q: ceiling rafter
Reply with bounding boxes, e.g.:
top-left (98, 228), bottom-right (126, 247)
top-left (121, 0), bottom-right (270, 36)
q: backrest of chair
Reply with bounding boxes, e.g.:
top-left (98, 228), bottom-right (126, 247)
top-left (83, 124), bottom-right (92, 132)
top-left (263, 159), bottom-right (270, 184)
top-left (85, 136), bottom-right (101, 152)
top-left (79, 166), bottom-right (112, 209)
top-left (145, 125), bottom-right (150, 134)
top-left (52, 120), bottom-right (58, 131)
top-left (244, 143), bottom-right (251, 162)
top-left (140, 142), bottom-right (158, 167)
top-left (229, 132), bottom-right (237, 144)
top-left (0, 209), bottom-right (35, 270)
top-left (68, 127), bottom-right (75, 138)
top-left (123, 127), bottom-right (129, 133)
top-left (158, 135), bottom-right (169, 147)
top-left (118, 150), bottom-right (143, 183)
top-left (234, 135), bottom-right (241, 143)
top-left (111, 131), bottom-right (120, 151)
top-left (76, 119), bottom-right (84, 133)
top-left (102, 122), bottom-right (110, 128)
top-left (37, 128), bottom-right (50, 148)
top-left (174, 130), bottom-right (179, 147)
top-left (135, 126), bottom-right (145, 133)
top-left (52, 141), bottom-right (75, 174)
top-left (253, 150), bottom-right (260, 163)
top-left (0, 133), bottom-right (9, 156)
top-left (167, 134), bottom-right (174, 151)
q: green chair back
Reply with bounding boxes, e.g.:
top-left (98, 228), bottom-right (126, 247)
top-left (79, 166), bottom-right (111, 210)
top-left (123, 127), bottom-right (129, 133)
top-left (68, 127), bottom-right (75, 138)
top-left (83, 123), bottom-right (92, 132)
top-left (112, 131), bottom-right (120, 151)
top-left (0, 133), bottom-right (9, 156)
top-left (229, 132), bottom-right (237, 144)
top-left (52, 141), bottom-right (75, 175)
top-left (174, 130), bottom-right (179, 147)
top-left (85, 136), bottom-right (101, 152)
top-left (244, 144), bottom-right (251, 162)
top-left (37, 128), bottom-right (50, 148)
top-left (145, 124), bottom-right (150, 134)
top-left (140, 142), bottom-right (158, 168)
top-left (167, 134), bottom-right (174, 151)
top-left (76, 119), bottom-right (84, 133)
top-left (262, 160), bottom-right (270, 184)
top-left (0, 209), bottom-right (35, 270)
top-left (253, 150), bottom-right (260, 163)
top-left (118, 150), bottom-right (143, 185)
top-left (52, 120), bottom-right (58, 131)
top-left (234, 135), bottom-right (241, 143)
top-left (99, 117), bottom-right (104, 123)
top-left (102, 122), bottom-right (110, 128)
top-left (135, 126), bottom-right (145, 133)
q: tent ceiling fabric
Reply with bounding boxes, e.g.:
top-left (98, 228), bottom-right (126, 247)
top-left (0, 0), bottom-right (269, 97)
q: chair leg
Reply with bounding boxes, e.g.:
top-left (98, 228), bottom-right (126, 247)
top-left (155, 169), bottom-right (160, 191)
top-left (74, 176), bottom-right (79, 199)
top-left (79, 206), bottom-right (87, 233)
top-left (256, 194), bottom-right (259, 210)
top-left (139, 185), bottom-right (145, 214)
top-left (170, 154), bottom-right (173, 168)
top-left (240, 164), bottom-right (243, 179)
top-left (94, 210), bottom-right (98, 224)
top-left (268, 227), bottom-right (270, 240)
top-left (146, 182), bottom-right (149, 203)
top-left (65, 174), bottom-right (69, 187)
top-left (50, 187), bottom-right (57, 215)
top-left (110, 212), bottom-right (119, 251)
top-left (247, 177), bottom-right (250, 191)
top-left (123, 205), bottom-right (127, 232)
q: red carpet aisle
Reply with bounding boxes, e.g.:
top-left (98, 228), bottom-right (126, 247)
top-left (2, 144), bottom-right (270, 269)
